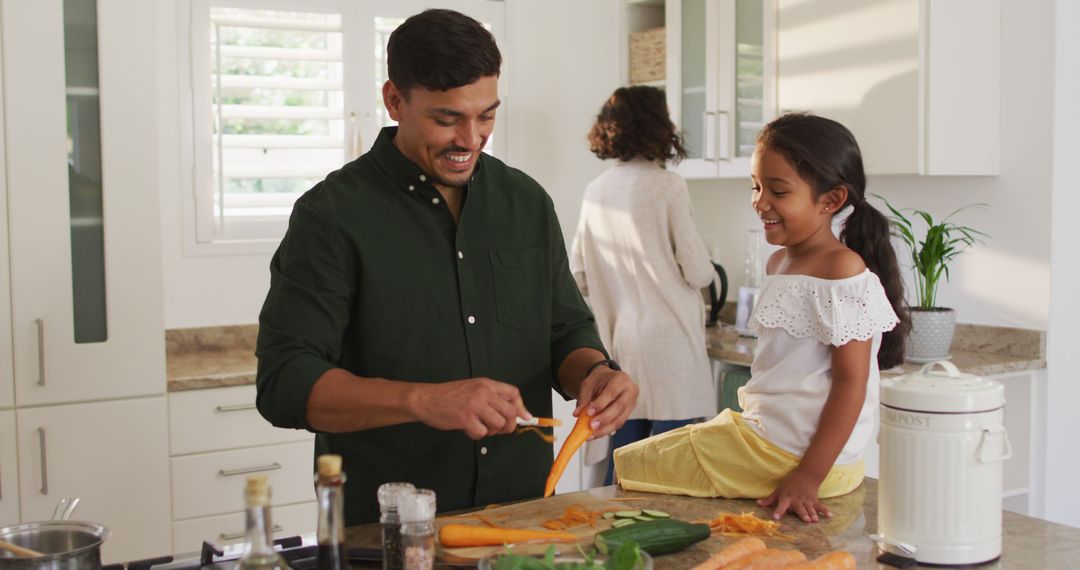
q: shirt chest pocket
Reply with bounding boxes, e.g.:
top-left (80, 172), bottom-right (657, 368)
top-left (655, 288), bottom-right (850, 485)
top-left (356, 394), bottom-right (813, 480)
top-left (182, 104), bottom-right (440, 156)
top-left (490, 247), bottom-right (545, 335)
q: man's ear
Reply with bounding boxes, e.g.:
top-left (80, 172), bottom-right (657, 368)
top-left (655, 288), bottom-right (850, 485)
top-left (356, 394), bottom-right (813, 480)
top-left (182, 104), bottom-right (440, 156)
top-left (382, 80), bottom-right (406, 121)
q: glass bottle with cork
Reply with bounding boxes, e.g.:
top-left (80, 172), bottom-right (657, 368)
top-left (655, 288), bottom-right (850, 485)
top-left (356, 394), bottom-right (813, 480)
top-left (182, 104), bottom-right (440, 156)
top-left (238, 474), bottom-right (290, 570)
top-left (377, 482), bottom-right (415, 570)
top-left (400, 489), bottom-right (436, 570)
top-left (315, 454), bottom-right (348, 570)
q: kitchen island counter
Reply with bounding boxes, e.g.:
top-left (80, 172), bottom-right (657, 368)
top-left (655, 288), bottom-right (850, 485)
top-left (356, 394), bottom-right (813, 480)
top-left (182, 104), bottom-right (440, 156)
top-left (342, 478), bottom-right (1080, 568)
top-left (706, 323), bottom-right (1046, 377)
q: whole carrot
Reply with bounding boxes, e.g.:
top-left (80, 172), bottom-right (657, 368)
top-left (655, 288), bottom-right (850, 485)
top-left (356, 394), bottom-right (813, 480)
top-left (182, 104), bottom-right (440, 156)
top-left (544, 411), bottom-right (594, 497)
top-left (691, 537), bottom-right (767, 570)
top-left (438, 524), bottom-right (577, 548)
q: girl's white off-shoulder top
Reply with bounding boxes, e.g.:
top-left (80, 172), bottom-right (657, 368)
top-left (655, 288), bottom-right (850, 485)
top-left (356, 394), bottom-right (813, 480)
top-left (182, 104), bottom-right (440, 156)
top-left (739, 269), bottom-right (900, 465)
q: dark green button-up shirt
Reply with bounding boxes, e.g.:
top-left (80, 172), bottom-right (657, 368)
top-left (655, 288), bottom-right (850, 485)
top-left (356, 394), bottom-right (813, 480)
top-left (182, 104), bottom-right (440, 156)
top-left (256, 127), bottom-right (606, 525)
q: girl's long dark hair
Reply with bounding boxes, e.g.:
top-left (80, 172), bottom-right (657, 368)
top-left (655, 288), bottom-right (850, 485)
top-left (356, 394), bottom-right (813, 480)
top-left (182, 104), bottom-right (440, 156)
top-left (758, 113), bottom-right (910, 368)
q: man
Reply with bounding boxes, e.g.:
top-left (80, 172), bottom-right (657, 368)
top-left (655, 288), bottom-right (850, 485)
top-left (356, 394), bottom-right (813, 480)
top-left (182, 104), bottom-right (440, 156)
top-left (255, 9), bottom-right (638, 526)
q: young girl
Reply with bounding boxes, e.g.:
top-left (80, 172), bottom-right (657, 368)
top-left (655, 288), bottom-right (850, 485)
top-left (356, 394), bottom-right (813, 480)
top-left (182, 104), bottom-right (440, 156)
top-left (612, 113), bottom-right (910, 523)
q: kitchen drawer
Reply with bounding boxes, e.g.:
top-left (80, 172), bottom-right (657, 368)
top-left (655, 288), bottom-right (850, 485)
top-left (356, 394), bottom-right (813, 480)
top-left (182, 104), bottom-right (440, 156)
top-left (169, 385), bottom-right (310, 455)
top-left (171, 441), bottom-right (314, 520)
top-left (172, 501), bottom-right (317, 553)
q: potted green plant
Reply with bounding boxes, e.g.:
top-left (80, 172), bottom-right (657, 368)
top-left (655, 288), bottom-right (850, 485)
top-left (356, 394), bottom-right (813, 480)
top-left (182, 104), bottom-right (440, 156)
top-left (876, 196), bottom-right (988, 362)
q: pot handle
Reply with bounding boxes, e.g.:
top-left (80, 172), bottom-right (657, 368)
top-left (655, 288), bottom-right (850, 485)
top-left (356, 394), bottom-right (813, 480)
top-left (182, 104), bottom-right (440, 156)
top-left (977, 425), bottom-right (1012, 463)
top-left (51, 497), bottom-right (81, 521)
top-left (919, 360), bottom-right (960, 378)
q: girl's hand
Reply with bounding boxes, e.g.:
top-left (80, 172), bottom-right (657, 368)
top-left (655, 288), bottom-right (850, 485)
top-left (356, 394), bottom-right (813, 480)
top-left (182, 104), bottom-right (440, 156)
top-left (757, 469), bottom-right (833, 523)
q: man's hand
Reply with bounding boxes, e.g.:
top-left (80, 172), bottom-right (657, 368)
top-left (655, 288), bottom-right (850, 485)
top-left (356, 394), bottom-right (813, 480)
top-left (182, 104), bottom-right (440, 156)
top-left (756, 468), bottom-right (833, 523)
top-left (573, 366), bottom-right (638, 440)
top-left (411, 378), bottom-right (530, 440)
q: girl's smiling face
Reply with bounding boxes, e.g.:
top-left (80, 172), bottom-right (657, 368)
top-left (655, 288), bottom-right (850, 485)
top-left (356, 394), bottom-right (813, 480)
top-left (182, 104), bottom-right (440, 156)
top-left (750, 145), bottom-right (835, 249)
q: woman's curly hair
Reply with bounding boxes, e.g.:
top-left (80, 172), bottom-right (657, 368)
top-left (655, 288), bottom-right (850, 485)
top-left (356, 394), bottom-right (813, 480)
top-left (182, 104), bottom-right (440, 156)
top-left (588, 86), bottom-right (687, 163)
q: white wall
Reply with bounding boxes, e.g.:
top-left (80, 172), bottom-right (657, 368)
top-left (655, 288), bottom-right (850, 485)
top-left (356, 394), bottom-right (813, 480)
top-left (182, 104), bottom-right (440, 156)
top-left (1044, 0), bottom-right (1080, 529)
top-left (690, 0), bottom-right (1054, 330)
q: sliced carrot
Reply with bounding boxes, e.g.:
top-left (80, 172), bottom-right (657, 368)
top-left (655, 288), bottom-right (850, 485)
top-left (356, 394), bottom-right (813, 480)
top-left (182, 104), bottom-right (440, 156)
top-left (784, 551), bottom-right (856, 570)
top-left (437, 524), bottom-right (578, 548)
top-left (516, 426), bottom-right (556, 443)
top-left (690, 537), bottom-right (767, 570)
top-left (706, 512), bottom-right (792, 539)
top-left (544, 411), bottom-right (593, 497)
top-left (742, 549), bottom-right (807, 569)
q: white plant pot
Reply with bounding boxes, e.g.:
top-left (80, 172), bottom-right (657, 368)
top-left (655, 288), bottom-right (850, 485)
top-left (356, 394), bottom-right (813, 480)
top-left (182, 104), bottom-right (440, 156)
top-left (906, 308), bottom-right (956, 363)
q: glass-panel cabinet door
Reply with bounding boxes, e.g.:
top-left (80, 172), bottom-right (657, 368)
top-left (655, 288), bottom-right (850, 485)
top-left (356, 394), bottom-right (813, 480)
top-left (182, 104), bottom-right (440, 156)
top-left (680, 0), bottom-right (707, 161)
top-left (2, 0), bottom-right (165, 406)
top-left (733, 0), bottom-right (766, 159)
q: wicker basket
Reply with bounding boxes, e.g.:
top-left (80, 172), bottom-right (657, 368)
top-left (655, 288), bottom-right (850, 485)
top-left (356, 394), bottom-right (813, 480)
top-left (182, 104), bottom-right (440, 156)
top-left (629, 26), bottom-right (665, 84)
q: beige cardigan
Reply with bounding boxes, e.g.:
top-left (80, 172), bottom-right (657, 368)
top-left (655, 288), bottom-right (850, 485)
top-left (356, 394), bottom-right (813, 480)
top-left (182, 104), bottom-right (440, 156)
top-left (570, 159), bottom-right (717, 424)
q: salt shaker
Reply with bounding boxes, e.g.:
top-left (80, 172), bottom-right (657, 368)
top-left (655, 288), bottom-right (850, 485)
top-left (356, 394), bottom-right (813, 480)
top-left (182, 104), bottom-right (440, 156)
top-left (399, 489), bottom-right (437, 570)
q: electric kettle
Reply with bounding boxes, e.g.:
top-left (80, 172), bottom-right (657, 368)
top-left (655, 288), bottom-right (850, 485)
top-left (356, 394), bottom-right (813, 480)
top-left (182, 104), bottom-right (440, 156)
top-left (706, 262), bottom-right (728, 325)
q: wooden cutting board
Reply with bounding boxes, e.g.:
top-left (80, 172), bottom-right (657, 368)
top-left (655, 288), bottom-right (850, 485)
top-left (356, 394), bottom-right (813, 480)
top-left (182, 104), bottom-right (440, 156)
top-left (435, 490), bottom-right (638, 564)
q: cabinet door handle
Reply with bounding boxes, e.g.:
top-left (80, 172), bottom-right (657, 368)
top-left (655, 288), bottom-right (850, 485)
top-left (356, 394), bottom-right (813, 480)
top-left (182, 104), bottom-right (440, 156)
top-left (215, 404), bottom-right (257, 413)
top-left (703, 111), bottom-right (717, 162)
top-left (716, 110), bottom-right (731, 162)
top-left (38, 428), bottom-right (48, 495)
top-left (218, 462), bottom-right (281, 477)
top-left (220, 524), bottom-right (283, 542)
top-left (35, 319), bottom-right (45, 386)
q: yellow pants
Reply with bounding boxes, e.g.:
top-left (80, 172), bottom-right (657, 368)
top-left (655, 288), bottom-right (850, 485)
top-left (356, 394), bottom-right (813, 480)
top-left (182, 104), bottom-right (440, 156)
top-left (612, 409), bottom-right (864, 499)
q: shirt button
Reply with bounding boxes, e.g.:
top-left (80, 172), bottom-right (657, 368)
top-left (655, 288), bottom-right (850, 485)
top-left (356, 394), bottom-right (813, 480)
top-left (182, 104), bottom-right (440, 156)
top-left (467, 315), bottom-right (476, 324)
top-left (432, 197), bottom-right (441, 205)
top-left (480, 446), bottom-right (488, 455)
top-left (457, 251), bottom-right (464, 260)
top-left (419, 174), bottom-right (427, 182)
top-left (408, 185), bottom-right (415, 191)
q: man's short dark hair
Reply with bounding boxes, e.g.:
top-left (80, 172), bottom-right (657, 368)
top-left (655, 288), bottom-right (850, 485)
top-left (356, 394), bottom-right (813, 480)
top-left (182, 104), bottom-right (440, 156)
top-left (387, 9), bottom-right (502, 97)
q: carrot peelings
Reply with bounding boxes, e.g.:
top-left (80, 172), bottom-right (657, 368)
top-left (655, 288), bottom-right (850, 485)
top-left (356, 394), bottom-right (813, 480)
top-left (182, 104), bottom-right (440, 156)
top-left (544, 411), bottom-right (594, 497)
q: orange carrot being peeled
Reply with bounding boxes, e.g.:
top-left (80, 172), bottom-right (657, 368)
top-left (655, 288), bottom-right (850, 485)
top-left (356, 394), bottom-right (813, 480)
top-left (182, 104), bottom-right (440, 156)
top-left (544, 411), bottom-right (594, 497)
top-left (438, 523), bottom-right (577, 548)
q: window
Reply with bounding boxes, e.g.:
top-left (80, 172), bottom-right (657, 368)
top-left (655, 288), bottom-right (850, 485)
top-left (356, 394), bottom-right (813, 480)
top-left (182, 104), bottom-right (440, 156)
top-left (185, 0), bottom-right (506, 248)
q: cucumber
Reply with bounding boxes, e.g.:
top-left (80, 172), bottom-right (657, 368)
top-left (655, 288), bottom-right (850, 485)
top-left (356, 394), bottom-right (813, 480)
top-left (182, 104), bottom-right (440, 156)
top-left (642, 509), bottom-right (670, 518)
top-left (610, 518), bottom-right (637, 528)
top-left (614, 510), bottom-right (642, 518)
top-left (633, 515), bottom-right (653, 522)
top-left (594, 518), bottom-right (711, 555)
top-left (602, 511), bottom-right (617, 520)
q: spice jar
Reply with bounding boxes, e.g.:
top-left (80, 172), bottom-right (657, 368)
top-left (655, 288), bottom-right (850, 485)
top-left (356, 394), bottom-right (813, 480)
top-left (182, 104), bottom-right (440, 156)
top-left (377, 482), bottom-right (415, 570)
top-left (399, 489), bottom-right (437, 570)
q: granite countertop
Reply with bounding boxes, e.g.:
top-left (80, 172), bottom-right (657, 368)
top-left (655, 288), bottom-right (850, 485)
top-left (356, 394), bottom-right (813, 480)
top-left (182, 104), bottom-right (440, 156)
top-left (166, 325), bottom-right (258, 392)
top-left (706, 323), bottom-right (1047, 377)
top-left (342, 478), bottom-right (1080, 568)
top-left (165, 321), bottom-right (1046, 392)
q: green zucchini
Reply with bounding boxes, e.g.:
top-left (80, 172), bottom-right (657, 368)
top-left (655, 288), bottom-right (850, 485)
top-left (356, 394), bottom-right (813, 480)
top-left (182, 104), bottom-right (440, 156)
top-left (594, 518), bottom-right (711, 555)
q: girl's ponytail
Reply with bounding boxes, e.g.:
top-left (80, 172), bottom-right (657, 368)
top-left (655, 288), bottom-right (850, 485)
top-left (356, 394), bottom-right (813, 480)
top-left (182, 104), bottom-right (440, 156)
top-left (840, 199), bottom-right (910, 369)
top-left (758, 113), bottom-right (910, 368)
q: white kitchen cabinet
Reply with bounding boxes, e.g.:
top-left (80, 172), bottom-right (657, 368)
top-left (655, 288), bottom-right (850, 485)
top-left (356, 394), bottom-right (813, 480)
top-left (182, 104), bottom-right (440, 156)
top-left (15, 398), bottom-right (172, 563)
top-left (0, 411), bottom-right (18, 527)
top-left (662, 0), bottom-right (776, 179)
top-left (776, 0), bottom-right (999, 175)
top-left (1, 0), bottom-right (165, 406)
top-left (168, 387), bottom-right (315, 553)
top-left (0, 17), bottom-right (12, 412)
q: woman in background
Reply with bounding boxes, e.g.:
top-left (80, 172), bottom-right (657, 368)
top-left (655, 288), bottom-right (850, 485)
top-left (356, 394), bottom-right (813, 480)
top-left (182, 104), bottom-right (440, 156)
top-left (570, 86), bottom-right (717, 485)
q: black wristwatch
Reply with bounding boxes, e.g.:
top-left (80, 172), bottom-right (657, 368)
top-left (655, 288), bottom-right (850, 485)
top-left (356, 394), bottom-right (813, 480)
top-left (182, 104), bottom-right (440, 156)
top-left (585, 358), bottom-right (621, 378)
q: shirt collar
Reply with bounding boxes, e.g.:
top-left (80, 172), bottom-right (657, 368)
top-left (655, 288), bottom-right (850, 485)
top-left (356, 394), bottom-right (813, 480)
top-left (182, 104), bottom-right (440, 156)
top-left (370, 126), bottom-right (483, 192)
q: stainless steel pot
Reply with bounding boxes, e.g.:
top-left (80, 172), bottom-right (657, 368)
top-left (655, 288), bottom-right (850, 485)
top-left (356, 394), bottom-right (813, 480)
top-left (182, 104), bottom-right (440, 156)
top-left (0, 521), bottom-right (109, 569)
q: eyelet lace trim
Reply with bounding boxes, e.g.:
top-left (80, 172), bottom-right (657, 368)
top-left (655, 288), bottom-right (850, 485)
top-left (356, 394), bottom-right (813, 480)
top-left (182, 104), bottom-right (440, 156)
top-left (749, 271), bottom-right (900, 346)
